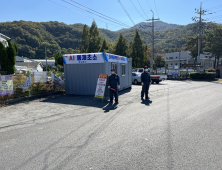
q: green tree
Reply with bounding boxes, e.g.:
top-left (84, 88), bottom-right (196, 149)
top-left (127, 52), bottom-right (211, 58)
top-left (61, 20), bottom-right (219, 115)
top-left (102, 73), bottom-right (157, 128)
top-left (168, 49), bottom-right (172, 53)
top-left (205, 24), bottom-right (222, 68)
top-left (184, 35), bottom-right (199, 63)
top-left (143, 44), bottom-right (151, 68)
top-left (6, 39), bottom-right (18, 74)
top-left (0, 42), bottom-right (11, 74)
top-left (54, 52), bottom-right (63, 66)
top-left (80, 24), bottom-right (89, 53)
top-left (154, 55), bottom-right (166, 68)
top-left (174, 46), bottom-right (178, 52)
top-left (107, 41), bottom-right (116, 54)
top-left (99, 38), bottom-right (108, 52)
top-left (114, 33), bottom-right (128, 56)
top-left (131, 30), bottom-right (144, 67)
top-left (88, 20), bottom-right (101, 53)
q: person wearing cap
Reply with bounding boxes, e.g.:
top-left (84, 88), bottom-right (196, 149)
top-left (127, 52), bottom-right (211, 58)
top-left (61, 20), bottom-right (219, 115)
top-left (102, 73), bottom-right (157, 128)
top-left (107, 69), bottom-right (120, 104)
top-left (141, 66), bottom-right (151, 100)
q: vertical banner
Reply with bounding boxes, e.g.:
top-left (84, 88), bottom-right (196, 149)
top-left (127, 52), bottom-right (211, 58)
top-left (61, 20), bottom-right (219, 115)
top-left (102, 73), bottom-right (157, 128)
top-left (34, 72), bottom-right (47, 83)
top-left (0, 75), bottom-right (13, 96)
top-left (51, 73), bottom-right (64, 88)
top-left (95, 74), bottom-right (107, 99)
top-left (17, 75), bottom-right (31, 89)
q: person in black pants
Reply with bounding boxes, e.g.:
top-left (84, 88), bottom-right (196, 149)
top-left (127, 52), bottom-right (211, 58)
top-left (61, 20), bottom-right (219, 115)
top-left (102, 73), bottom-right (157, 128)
top-left (141, 66), bottom-right (151, 100)
top-left (107, 69), bottom-right (120, 104)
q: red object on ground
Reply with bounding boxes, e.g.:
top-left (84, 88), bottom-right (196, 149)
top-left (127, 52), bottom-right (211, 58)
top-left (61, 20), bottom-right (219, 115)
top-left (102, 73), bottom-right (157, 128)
top-left (110, 88), bottom-right (116, 91)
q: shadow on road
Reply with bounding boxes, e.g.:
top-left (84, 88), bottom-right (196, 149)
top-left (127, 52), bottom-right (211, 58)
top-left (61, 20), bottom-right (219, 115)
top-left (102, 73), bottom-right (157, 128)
top-left (40, 88), bottom-right (131, 110)
top-left (140, 99), bottom-right (152, 106)
top-left (103, 103), bottom-right (118, 113)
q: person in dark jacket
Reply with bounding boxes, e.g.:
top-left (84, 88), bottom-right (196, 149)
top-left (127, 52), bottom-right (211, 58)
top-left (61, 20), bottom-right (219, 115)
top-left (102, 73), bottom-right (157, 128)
top-left (141, 66), bottom-right (151, 100)
top-left (107, 69), bottom-right (120, 104)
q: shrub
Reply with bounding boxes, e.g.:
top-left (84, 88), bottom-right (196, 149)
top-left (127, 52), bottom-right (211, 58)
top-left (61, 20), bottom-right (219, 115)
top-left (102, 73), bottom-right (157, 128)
top-left (190, 72), bottom-right (216, 79)
top-left (204, 67), bottom-right (215, 72)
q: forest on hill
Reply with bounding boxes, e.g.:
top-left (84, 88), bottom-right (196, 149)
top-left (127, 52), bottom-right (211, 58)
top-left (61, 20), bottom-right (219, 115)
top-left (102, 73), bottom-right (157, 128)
top-left (0, 20), bottom-right (216, 59)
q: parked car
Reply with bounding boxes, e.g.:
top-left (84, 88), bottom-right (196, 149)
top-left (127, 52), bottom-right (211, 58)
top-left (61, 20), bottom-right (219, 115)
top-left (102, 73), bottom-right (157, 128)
top-left (132, 68), bottom-right (144, 73)
top-left (132, 72), bottom-right (141, 85)
top-left (132, 72), bottom-right (162, 84)
top-left (160, 75), bottom-right (167, 81)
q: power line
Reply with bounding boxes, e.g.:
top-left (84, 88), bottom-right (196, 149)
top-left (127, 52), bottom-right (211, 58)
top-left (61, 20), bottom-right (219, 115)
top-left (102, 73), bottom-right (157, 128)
top-left (69, 0), bottom-right (132, 28)
top-left (146, 0), bottom-right (152, 10)
top-left (61, 0), bottom-right (133, 28)
top-left (48, 0), bottom-right (130, 30)
top-left (153, 0), bottom-right (159, 18)
top-left (130, 0), bottom-right (146, 20)
top-left (117, 0), bottom-right (136, 26)
top-left (207, 4), bottom-right (222, 10)
top-left (136, 0), bottom-right (149, 18)
top-left (208, 15), bottom-right (222, 19)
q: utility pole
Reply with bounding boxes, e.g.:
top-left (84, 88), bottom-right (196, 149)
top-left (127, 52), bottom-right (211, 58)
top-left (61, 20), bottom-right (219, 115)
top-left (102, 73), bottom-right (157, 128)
top-left (178, 41), bottom-right (181, 80)
top-left (45, 46), bottom-right (47, 72)
top-left (192, 2), bottom-right (206, 72)
top-left (186, 51), bottom-right (189, 78)
top-left (147, 10), bottom-right (160, 72)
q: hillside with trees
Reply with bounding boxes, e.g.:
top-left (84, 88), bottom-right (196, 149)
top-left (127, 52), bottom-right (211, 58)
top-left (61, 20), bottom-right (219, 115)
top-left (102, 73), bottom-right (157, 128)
top-left (0, 20), bottom-right (219, 61)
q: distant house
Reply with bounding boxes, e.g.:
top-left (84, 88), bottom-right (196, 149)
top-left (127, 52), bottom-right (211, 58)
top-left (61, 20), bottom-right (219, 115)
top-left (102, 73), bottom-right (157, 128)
top-left (0, 33), bottom-right (10, 47)
top-left (164, 51), bottom-right (215, 70)
top-left (16, 56), bottom-right (34, 62)
top-left (15, 62), bottom-right (43, 72)
top-left (33, 59), bottom-right (56, 67)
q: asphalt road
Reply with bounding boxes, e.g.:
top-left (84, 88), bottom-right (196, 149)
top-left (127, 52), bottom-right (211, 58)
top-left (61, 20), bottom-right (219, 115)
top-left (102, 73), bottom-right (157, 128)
top-left (0, 80), bottom-right (222, 170)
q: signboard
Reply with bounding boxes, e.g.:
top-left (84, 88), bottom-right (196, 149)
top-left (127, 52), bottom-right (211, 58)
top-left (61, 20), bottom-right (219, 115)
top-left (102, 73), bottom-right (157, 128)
top-left (95, 74), bottom-right (107, 99)
top-left (63, 53), bottom-right (105, 64)
top-left (172, 72), bottom-right (179, 77)
top-left (34, 72), bottom-right (47, 83)
top-left (182, 64), bottom-right (201, 67)
top-left (0, 75), bottom-right (13, 96)
top-left (105, 53), bottom-right (128, 63)
top-left (173, 65), bottom-right (179, 69)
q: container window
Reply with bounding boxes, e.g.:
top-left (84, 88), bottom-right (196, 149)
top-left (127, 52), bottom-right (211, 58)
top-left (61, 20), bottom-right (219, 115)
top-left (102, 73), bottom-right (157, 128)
top-left (121, 64), bottom-right (126, 76)
top-left (112, 63), bottom-right (117, 72)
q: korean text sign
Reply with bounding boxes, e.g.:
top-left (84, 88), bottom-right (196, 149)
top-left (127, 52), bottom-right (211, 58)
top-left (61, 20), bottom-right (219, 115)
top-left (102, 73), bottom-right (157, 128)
top-left (95, 74), bottom-right (107, 99)
top-left (105, 53), bottom-right (128, 63)
top-left (0, 75), bottom-right (13, 96)
top-left (63, 53), bottom-right (105, 64)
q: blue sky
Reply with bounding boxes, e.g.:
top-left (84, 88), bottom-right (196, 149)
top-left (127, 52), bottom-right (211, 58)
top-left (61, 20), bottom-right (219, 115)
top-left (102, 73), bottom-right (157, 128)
top-left (1, 0), bottom-right (222, 31)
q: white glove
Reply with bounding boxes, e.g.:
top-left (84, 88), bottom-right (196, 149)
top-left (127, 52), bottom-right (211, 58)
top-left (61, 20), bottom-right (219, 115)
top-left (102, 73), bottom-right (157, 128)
top-left (118, 85), bottom-right (120, 89)
top-left (142, 83), bottom-right (144, 86)
top-left (108, 86), bottom-right (110, 89)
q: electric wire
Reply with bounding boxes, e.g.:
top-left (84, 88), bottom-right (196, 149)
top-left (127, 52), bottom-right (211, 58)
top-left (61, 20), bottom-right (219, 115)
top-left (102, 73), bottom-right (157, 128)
top-left (207, 5), bottom-right (222, 12)
top-left (208, 15), bottom-right (222, 19)
top-left (154, 0), bottom-right (159, 18)
top-left (69, 0), bottom-right (132, 28)
top-left (129, 0), bottom-right (146, 20)
top-left (146, 0), bottom-right (152, 11)
top-left (136, 0), bottom-right (149, 18)
top-left (117, 0), bottom-right (136, 26)
top-left (61, 0), bottom-right (133, 28)
top-left (48, 0), bottom-right (130, 30)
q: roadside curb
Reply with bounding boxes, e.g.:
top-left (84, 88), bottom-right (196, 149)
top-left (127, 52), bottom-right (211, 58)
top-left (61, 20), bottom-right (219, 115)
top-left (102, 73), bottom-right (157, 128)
top-left (6, 91), bottom-right (65, 105)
